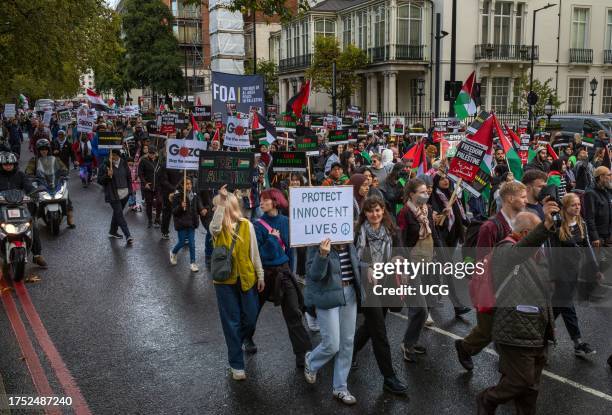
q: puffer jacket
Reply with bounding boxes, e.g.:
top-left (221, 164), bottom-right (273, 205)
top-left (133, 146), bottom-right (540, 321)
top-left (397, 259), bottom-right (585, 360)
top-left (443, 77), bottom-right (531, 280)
top-left (304, 245), bottom-right (365, 310)
top-left (172, 191), bottom-right (202, 230)
top-left (491, 223), bottom-right (556, 348)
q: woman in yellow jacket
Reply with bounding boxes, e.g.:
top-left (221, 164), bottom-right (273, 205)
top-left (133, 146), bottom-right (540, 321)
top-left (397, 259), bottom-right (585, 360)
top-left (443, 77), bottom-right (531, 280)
top-left (210, 185), bottom-right (265, 381)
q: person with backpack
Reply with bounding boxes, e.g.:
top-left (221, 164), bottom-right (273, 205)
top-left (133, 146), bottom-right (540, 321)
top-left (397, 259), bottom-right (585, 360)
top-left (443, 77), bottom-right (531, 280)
top-left (477, 208), bottom-right (558, 415)
top-left (455, 181), bottom-right (527, 371)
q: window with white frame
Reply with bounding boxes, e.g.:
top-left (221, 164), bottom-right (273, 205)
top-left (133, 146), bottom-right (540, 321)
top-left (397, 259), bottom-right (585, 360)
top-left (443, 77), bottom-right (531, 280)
top-left (515, 3), bottom-right (524, 46)
top-left (571, 8), bottom-right (589, 49)
top-left (358, 11), bottom-right (368, 50)
top-left (568, 78), bottom-right (585, 112)
top-left (602, 79), bottom-right (612, 113)
top-left (302, 20), bottom-right (310, 56)
top-left (481, 1), bottom-right (490, 44)
top-left (493, 2), bottom-right (512, 45)
top-left (409, 79), bottom-right (418, 114)
top-left (314, 19), bottom-right (335, 39)
top-left (294, 23), bottom-right (300, 57)
top-left (480, 77), bottom-right (488, 109)
top-left (343, 16), bottom-right (352, 47)
top-left (491, 77), bottom-right (509, 112)
top-left (285, 26), bottom-right (291, 59)
top-left (397, 4), bottom-right (422, 46)
top-left (373, 6), bottom-right (386, 48)
top-left (606, 10), bottom-right (612, 50)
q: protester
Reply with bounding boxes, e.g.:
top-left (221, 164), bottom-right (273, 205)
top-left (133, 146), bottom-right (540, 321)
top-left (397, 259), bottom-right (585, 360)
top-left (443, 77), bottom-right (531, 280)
top-left (72, 133), bottom-right (96, 187)
top-left (98, 151), bottom-right (134, 245)
top-left (525, 146), bottom-right (551, 173)
top-left (574, 147), bottom-right (594, 192)
top-left (583, 166), bottom-right (612, 248)
top-left (138, 146), bottom-right (162, 228)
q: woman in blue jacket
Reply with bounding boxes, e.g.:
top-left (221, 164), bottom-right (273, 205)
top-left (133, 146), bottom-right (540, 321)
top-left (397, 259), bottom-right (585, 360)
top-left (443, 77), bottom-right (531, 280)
top-left (303, 237), bottom-right (365, 406)
top-left (245, 188), bottom-right (312, 367)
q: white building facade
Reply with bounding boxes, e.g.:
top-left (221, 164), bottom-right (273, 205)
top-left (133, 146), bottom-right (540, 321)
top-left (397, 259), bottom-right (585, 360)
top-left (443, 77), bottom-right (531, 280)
top-left (272, 0), bottom-right (612, 114)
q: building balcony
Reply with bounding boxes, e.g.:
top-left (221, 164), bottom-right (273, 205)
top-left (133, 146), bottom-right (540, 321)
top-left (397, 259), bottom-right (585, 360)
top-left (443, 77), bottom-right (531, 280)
top-left (474, 44), bottom-right (538, 61)
top-left (279, 54), bottom-right (312, 73)
top-left (395, 44), bottom-right (425, 61)
top-left (174, 11), bottom-right (201, 20)
top-left (604, 50), bottom-right (612, 65)
top-left (569, 48), bottom-right (593, 64)
top-left (369, 46), bottom-right (389, 62)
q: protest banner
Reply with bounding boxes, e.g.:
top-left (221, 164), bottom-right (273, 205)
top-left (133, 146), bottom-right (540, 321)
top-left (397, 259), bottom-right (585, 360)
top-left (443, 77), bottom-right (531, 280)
top-left (3, 104), bottom-right (16, 118)
top-left (58, 110), bottom-right (72, 127)
top-left (289, 186), bottom-right (354, 247)
top-left (160, 113), bottom-right (178, 135)
top-left (347, 105), bottom-right (361, 119)
top-left (432, 118), bottom-right (448, 142)
top-left (448, 135), bottom-right (489, 182)
top-left (518, 119), bottom-right (529, 135)
top-left (194, 105), bottom-right (212, 121)
top-left (271, 151), bottom-right (307, 172)
top-left (211, 72), bottom-right (265, 124)
top-left (392, 117), bottom-right (405, 135)
top-left (165, 139), bottom-right (208, 170)
top-left (310, 115), bottom-right (324, 128)
top-left (77, 108), bottom-right (95, 133)
top-left (97, 132), bottom-right (123, 149)
top-left (276, 115), bottom-right (297, 133)
top-left (198, 151), bottom-right (254, 191)
top-left (366, 113), bottom-right (378, 126)
top-left (213, 112), bottom-right (223, 129)
top-left (224, 114), bottom-right (251, 148)
top-left (266, 104), bottom-right (278, 117)
top-left (381, 125), bottom-right (391, 136)
top-left (295, 133), bottom-right (319, 156)
top-left (328, 129), bottom-right (350, 145)
top-left (43, 111), bottom-right (52, 127)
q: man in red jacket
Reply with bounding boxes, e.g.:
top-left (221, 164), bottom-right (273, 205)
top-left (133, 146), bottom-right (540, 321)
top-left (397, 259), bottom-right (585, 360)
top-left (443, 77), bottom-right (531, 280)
top-left (455, 181), bottom-right (527, 370)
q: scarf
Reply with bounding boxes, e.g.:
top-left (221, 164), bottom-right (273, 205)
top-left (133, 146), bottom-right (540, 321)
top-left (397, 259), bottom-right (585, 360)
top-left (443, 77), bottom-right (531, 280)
top-left (80, 140), bottom-right (92, 157)
top-left (356, 222), bottom-right (392, 265)
top-left (406, 200), bottom-right (431, 240)
top-left (435, 188), bottom-right (467, 231)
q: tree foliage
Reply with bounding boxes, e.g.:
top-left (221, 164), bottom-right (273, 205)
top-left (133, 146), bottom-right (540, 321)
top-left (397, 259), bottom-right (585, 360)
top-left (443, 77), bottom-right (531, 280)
top-left (510, 72), bottom-right (563, 114)
top-left (122, 0), bottom-right (185, 99)
top-left (245, 60), bottom-right (278, 104)
top-left (0, 0), bottom-right (123, 102)
top-left (181, 0), bottom-right (309, 22)
top-left (305, 36), bottom-right (369, 109)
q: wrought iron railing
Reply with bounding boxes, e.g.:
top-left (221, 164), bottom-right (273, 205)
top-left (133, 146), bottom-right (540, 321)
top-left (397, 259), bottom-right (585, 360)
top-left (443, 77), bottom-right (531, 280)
top-left (569, 48), bottom-right (593, 64)
top-left (474, 44), bottom-right (538, 61)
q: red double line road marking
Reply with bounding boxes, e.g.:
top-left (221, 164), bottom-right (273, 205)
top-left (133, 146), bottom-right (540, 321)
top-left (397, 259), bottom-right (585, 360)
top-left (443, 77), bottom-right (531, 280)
top-left (13, 281), bottom-right (92, 415)
top-left (0, 277), bottom-right (60, 415)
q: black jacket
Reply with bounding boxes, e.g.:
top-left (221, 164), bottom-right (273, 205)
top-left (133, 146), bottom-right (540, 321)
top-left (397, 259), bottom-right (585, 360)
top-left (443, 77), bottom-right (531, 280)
top-left (157, 164), bottom-right (183, 195)
top-left (138, 156), bottom-right (162, 189)
top-left (525, 158), bottom-right (551, 173)
top-left (52, 139), bottom-right (73, 167)
top-left (97, 158), bottom-right (133, 202)
top-left (0, 169), bottom-right (35, 193)
top-left (584, 185), bottom-right (612, 241)
top-left (397, 205), bottom-right (441, 250)
top-left (172, 191), bottom-right (202, 230)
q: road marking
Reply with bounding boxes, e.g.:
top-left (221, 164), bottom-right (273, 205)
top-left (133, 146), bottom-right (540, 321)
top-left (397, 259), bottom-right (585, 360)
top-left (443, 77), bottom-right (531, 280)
top-left (0, 278), bottom-right (60, 415)
top-left (389, 312), bottom-right (612, 403)
top-left (14, 282), bottom-right (92, 415)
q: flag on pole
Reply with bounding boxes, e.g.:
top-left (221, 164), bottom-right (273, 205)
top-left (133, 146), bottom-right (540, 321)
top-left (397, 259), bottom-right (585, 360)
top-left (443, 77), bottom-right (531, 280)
top-left (212, 127), bottom-right (220, 142)
top-left (546, 143), bottom-right (559, 161)
top-left (252, 112), bottom-right (276, 145)
top-left (86, 88), bottom-right (109, 110)
top-left (494, 115), bottom-right (523, 180)
top-left (504, 123), bottom-right (521, 147)
top-left (18, 94), bottom-right (29, 110)
top-left (191, 114), bottom-right (205, 141)
top-left (454, 71), bottom-right (477, 120)
top-left (286, 80), bottom-right (310, 118)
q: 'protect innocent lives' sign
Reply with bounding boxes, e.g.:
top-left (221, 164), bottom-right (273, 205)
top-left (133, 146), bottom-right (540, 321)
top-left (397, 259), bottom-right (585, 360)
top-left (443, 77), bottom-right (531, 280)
top-left (289, 186), bottom-right (354, 247)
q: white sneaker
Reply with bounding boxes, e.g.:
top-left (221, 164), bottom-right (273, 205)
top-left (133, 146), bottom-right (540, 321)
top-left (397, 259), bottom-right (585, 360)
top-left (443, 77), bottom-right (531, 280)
top-left (333, 390), bottom-right (357, 405)
top-left (190, 263), bottom-right (199, 272)
top-left (169, 252), bottom-right (177, 265)
top-left (425, 313), bottom-right (434, 327)
top-left (304, 351), bottom-right (317, 384)
top-left (230, 368), bottom-right (246, 380)
top-left (305, 313), bottom-right (320, 332)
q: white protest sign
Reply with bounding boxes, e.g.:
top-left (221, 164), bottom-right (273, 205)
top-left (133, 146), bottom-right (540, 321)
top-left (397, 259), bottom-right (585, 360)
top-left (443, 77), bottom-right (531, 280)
top-left (4, 104), bottom-right (16, 118)
top-left (43, 111), bottom-right (52, 127)
top-left (223, 114), bottom-right (251, 148)
top-left (58, 110), bottom-right (72, 127)
top-left (289, 186), bottom-right (354, 247)
top-left (77, 108), bottom-right (95, 133)
top-left (165, 139), bottom-right (208, 170)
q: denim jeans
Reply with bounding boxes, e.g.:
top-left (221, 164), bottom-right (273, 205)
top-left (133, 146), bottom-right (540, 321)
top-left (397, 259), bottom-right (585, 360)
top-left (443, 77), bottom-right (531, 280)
top-left (79, 163), bottom-right (93, 183)
top-left (109, 197), bottom-right (130, 238)
top-left (204, 230), bottom-right (213, 266)
top-left (214, 282), bottom-right (259, 370)
top-left (172, 228), bottom-right (196, 263)
top-left (306, 285), bottom-right (357, 392)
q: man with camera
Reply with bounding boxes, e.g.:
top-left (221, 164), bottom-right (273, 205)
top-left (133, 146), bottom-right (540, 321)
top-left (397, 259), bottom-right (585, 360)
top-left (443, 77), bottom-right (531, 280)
top-left (584, 166), bottom-right (612, 249)
top-left (477, 201), bottom-right (559, 415)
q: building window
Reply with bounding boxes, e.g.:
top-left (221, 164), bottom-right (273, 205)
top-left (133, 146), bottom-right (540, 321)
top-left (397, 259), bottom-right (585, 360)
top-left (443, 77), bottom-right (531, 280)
top-left (294, 23), bottom-right (300, 57)
top-left (171, 0), bottom-right (200, 19)
top-left (571, 8), bottom-right (589, 49)
top-left (397, 4), bottom-right (422, 46)
top-left (491, 77), bottom-right (509, 112)
top-left (515, 3), bottom-right (524, 46)
top-left (602, 79), bottom-right (612, 113)
top-left (358, 11), bottom-right (368, 50)
top-left (314, 19), bottom-right (335, 38)
top-left (409, 79), bottom-right (418, 114)
top-left (343, 16), bottom-right (352, 47)
top-left (481, 1), bottom-right (490, 44)
top-left (480, 77), bottom-right (488, 109)
top-left (302, 20), bottom-right (310, 55)
top-left (568, 78), bottom-right (585, 112)
top-left (606, 10), bottom-right (612, 50)
top-left (493, 2), bottom-right (512, 45)
top-left (173, 21), bottom-right (201, 44)
top-left (373, 5), bottom-right (386, 48)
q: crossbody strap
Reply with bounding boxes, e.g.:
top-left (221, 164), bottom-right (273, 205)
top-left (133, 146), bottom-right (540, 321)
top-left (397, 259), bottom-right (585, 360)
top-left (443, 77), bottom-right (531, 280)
top-left (228, 221), bottom-right (241, 255)
top-left (258, 218), bottom-right (286, 251)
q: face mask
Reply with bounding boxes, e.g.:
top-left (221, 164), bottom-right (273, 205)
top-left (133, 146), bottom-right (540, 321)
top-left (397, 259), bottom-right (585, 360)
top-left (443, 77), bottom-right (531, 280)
top-left (606, 182), bottom-right (612, 190)
top-left (416, 193), bottom-right (429, 205)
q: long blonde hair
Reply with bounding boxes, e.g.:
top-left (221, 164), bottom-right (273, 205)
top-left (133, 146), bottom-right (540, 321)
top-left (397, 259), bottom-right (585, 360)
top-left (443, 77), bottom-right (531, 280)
top-left (560, 193), bottom-right (585, 241)
top-left (213, 193), bottom-right (244, 236)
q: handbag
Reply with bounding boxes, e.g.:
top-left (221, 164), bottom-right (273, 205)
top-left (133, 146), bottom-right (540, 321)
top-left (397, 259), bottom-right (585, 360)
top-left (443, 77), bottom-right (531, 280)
top-left (210, 221), bottom-right (241, 282)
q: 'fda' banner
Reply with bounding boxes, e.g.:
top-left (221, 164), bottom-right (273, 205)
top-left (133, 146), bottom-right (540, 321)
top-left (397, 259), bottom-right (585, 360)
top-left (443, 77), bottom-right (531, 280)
top-left (211, 72), bottom-right (264, 125)
top-left (165, 139), bottom-right (208, 171)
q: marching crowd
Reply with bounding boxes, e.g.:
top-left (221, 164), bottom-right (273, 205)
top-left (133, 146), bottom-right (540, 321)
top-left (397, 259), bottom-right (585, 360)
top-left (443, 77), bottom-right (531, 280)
top-left (2, 109), bottom-right (612, 414)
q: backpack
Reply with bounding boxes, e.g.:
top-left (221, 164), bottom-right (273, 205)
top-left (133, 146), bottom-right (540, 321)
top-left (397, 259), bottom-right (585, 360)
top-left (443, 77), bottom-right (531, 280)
top-left (468, 235), bottom-right (518, 313)
top-left (462, 216), bottom-right (504, 261)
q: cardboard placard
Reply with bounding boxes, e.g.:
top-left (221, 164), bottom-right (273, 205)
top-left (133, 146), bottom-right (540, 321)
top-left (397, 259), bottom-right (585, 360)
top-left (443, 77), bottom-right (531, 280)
top-left (77, 108), bottom-right (95, 133)
top-left (160, 114), bottom-right (178, 135)
top-left (58, 110), bottom-right (72, 127)
top-left (194, 105), bottom-right (212, 121)
top-left (289, 186), bottom-right (354, 247)
top-left (271, 151), bottom-right (307, 172)
top-left (97, 131), bottom-right (123, 149)
top-left (165, 139), bottom-right (208, 170)
top-left (328, 129), bottom-right (350, 145)
top-left (224, 114), bottom-right (251, 148)
top-left (448, 137), bottom-right (488, 182)
top-left (295, 134), bottom-right (319, 156)
top-left (198, 151), bottom-right (254, 191)
top-left (3, 104), bottom-right (16, 118)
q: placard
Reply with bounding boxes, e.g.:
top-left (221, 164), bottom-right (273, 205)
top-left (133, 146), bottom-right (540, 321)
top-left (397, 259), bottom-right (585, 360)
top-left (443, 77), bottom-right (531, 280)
top-left (198, 151), bottom-right (254, 191)
top-left (266, 104), bottom-right (278, 117)
top-left (165, 138), bottom-right (208, 170)
top-left (160, 114), bottom-right (178, 135)
top-left (211, 72), bottom-right (265, 124)
top-left (310, 115), bottom-right (324, 128)
top-left (271, 151), bottom-right (307, 172)
top-left (328, 129), bottom-right (350, 145)
top-left (295, 133), bottom-right (319, 156)
top-left (276, 116), bottom-right (297, 133)
top-left (224, 114), bottom-right (251, 148)
top-left (289, 186), bottom-right (354, 247)
top-left (58, 110), bottom-right (72, 127)
top-left (77, 108), bottom-right (95, 133)
top-left (448, 137), bottom-right (488, 182)
top-left (97, 131), bottom-right (123, 149)
top-left (392, 117), bottom-right (405, 135)
top-left (43, 111), bottom-right (52, 127)
top-left (213, 112), bottom-right (223, 129)
top-left (3, 104), bottom-right (16, 118)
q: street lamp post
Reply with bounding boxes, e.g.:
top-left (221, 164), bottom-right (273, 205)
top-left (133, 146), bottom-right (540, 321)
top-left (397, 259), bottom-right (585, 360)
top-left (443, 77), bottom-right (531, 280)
top-left (544, 97), bottom-right (554, 126)
top-left (434, 13), bottom-right (449, 117)
top-left (291, 78), bottom-right (298, 96)
top-left (417, 78), bottom-right (425, 116)
top-left (590, 78), bottom-right (598, 114)
top-left (529, 3), bottom-right (556, 139)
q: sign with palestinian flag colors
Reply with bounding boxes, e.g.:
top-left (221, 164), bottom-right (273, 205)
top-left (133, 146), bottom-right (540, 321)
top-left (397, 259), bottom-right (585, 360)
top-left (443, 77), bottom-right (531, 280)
top-left (198, 151), bottom-right (254, 191)
top-left (448, 113), bottom-right (494, 182)
top-left (295, 133), bottom-right (319, 155)
top-left (392, 117), bottom-right (405, 135)
top-left (271, 151), bottom-right (307, 172)
top-left (328, 129), bottom-right (350, 145)
top-left (454, 71), bottom-right (477, 120)
top-left (160, 114), bottom-right (178, 135)
top-left (97, 132), bottom-right (123, 149)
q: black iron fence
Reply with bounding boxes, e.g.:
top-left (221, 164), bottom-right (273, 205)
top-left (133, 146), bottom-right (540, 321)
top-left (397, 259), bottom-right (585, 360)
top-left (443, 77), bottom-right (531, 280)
top-left (395, 44), bottom-right (425, 61)
top-left (604, 50), bottom-right (612, 65)
top-left (474, 44), bottom-right (538, 61)
top-left (279, 54), bottom-right (312, 72)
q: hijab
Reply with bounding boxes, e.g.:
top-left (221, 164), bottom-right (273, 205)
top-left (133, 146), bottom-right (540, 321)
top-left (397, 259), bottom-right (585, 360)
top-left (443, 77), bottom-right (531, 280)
top-left (349, 173), bottom-right (367, 206)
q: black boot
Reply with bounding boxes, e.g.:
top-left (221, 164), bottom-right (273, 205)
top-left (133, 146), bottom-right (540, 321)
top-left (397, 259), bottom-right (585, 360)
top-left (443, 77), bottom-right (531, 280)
top-left (455, 340), bottom-right (474, 371)
top-left (242, 338), bottom-right (257, 354)
top-left (383, 375), bottom-right (408, 396)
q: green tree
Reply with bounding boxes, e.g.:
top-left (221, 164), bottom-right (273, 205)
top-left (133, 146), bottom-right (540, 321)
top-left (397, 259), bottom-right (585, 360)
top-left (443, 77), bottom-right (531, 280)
top-left (510, 72), bottom-right (563, 114)
top-left (305, 36), bottom-right (369, 110)
top-left (182, 0), bottom-right (309, 22)
top-left (245, 60), bottom-right (278, 104)
top-left (122, 0), bottom-right (185, 106)
top-left (1, 1), bottom-right (123, 102)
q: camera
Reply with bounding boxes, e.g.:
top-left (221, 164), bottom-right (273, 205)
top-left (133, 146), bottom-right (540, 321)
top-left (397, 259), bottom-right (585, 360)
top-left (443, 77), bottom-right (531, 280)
top-left (537, 184), bottom-right (562, 228)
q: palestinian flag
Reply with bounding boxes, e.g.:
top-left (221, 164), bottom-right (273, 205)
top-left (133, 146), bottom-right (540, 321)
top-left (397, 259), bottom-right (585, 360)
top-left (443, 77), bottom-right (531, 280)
top-left (494, 115), bottom-right (523, 181)
top-left (18, 94), bottom-right (29, 110)
top-left (191, 114), bottom-right (205, 141)
top-left (528, 148), bottom-right (537, 163)
top-left (360, 151), bottom-right (371, 164)
top-left (212, 127), bottom-right (220, 143)
top-left (201, 159), bottom-right (215, 168)
top-left (286, 80), bottom-right (310, 119)
top-left (413, 142), bottom-right (428, 176)
top-left (546, 143), bottom-right (559, 161)
top-left (504, 123), bottom-right (521, 147)
top-left (454, 71), bottom-right (477, 120)
top-left (237, 159), bottom-right (250, 169)
top-left (86, 88), bottom-right (109, 110)
top-left (252, 112), bottom-right (276, 145)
